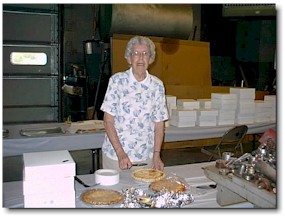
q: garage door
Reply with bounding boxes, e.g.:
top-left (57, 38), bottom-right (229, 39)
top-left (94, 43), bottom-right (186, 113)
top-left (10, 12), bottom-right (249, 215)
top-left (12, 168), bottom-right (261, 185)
top-left (3, 4), bottom-right (62, 124)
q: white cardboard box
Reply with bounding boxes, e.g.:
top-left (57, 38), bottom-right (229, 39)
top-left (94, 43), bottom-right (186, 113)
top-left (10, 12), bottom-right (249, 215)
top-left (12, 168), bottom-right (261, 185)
top-left (23, 177), bottom-right (75, 195)
top-left (24, 190), bottom-right (75, 208)
top-left (23, 150), bottom-right (76, 181)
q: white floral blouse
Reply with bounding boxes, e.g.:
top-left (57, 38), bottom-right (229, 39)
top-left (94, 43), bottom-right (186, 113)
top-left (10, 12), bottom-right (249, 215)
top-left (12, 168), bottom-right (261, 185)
top-left (100, 68), bottom-right (169, 161)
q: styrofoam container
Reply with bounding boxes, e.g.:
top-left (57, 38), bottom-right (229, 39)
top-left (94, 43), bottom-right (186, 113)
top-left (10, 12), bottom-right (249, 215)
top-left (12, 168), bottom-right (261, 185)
top-left (170, 119), bottom-right (196, 127)
top-left (196, 109), bottom-right (218, 117)
top-left (171, 115), bottom-right (197, 122)
top-left (95, 169), bottom-right (119, 186)
top-left (230, 87), bottom-right (256, 99)
top-left (166, 95), bottom-right (177, 105)
top-left (176, 99), bottom-right (200, 109)
top-left (172, 108), bottom-right (197, 117)
top-left (211, 93), bottom-right (237, 100)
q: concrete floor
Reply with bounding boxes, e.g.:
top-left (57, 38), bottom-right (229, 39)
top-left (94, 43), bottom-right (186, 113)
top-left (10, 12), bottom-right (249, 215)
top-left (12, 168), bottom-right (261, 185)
top-left (2, 143), bottom-right (254, 182)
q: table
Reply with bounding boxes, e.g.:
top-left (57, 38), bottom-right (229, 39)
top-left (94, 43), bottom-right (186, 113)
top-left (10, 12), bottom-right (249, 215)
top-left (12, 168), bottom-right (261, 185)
top-left (3, 121), bottom-right (276, 157)
top-left (203, 165), bottom-right (276, 208)
top-left (2, 162), bottom-right (255, 208)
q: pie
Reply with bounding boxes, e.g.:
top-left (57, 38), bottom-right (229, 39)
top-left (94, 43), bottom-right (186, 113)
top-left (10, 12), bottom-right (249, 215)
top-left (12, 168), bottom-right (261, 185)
top-left (132, 168), bottom-right (166, 182)
top-left (81, 189), bottom-right (124, 206)
top-left (149, 179), bottom-right (186, 192)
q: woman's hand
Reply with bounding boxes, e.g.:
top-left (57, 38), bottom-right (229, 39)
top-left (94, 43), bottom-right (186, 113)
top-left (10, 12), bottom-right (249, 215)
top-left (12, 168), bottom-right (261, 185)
top-left (117, 150), bottom-right (132, 170)
top-left (152, 152), bottom-right (164, 171)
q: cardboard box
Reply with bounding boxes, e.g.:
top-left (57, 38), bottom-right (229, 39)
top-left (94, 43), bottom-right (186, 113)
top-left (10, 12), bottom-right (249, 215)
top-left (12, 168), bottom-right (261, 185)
top-left (24, 190), bottom-right (75, 208)
top-left (23, 150), bottom-right (75, 181)
top-left (23, 177), bottom-right (74, 195)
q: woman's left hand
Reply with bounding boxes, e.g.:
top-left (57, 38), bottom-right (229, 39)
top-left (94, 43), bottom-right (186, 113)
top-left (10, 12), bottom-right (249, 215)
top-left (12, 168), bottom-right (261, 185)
top-left (152, 154), bottom-right (164, 171)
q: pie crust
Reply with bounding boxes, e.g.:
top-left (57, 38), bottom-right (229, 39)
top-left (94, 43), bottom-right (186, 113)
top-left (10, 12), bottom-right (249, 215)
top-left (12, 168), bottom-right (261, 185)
top-left (81, 189), bottom-right (124, 205)
top-left (149, 179), bottom-right (186, 192)
top-left (132, 168), bottom-right (166, 182)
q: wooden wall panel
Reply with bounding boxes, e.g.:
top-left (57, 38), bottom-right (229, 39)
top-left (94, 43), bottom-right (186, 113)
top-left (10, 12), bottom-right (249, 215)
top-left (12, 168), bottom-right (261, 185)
top-left (111, 34), bottom-right (269, 101)
top-left (111, 34), bottom-right (211, 87)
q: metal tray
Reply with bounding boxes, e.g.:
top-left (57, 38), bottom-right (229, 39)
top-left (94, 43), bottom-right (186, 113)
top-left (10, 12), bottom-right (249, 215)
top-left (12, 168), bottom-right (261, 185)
top-left (3, 129), bottom-right (9, 138)
top-left (20, 127), bottom-right (65, 137)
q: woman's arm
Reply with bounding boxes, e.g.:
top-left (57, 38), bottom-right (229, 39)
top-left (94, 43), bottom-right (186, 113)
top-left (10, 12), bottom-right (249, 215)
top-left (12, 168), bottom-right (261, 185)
top-left (103, 112), bottom-right (132, 169)
top-left (152, 121), bottom-right (165, 171)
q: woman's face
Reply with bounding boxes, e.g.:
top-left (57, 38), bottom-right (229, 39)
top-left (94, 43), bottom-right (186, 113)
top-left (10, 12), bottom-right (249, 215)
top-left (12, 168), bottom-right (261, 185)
top-left (128, 43), bottom-right (151, 74)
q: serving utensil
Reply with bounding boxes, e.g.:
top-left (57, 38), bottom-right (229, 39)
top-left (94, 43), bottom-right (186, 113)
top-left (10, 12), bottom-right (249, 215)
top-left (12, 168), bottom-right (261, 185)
top-left (196, 184), bottom-right (217, 189)
top-left (132, 163), bottom-right (148, 167)
top-left (75, 176), bottom-right (100, 188)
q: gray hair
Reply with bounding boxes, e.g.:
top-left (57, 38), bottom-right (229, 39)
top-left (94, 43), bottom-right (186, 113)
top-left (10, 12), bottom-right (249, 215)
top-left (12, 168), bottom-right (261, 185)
top-left (124, 35), bottom-right (156, 64)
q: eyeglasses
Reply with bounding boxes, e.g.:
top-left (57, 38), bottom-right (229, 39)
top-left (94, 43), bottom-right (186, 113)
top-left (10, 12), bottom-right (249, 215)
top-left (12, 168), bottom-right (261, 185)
top-left (131, 51), bottom-right (150, 58)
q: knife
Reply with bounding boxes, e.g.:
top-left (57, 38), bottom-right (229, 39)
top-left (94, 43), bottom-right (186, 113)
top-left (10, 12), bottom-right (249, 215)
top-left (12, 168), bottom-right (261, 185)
top-left (75, 176), bottom-right (100, 188)
top-left (196, 184), bottom-right (217, 189)
top-left (132, 163), bottom-right (148, 167)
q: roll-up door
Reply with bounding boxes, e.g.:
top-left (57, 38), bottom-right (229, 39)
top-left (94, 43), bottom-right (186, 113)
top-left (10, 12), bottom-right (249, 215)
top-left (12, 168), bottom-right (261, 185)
top-left (3, 4), bottom-right (61, 124)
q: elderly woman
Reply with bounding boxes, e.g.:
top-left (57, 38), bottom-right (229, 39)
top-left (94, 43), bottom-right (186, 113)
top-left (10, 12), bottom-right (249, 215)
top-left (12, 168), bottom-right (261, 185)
top-left (100, 35), bottom-right (169, 171)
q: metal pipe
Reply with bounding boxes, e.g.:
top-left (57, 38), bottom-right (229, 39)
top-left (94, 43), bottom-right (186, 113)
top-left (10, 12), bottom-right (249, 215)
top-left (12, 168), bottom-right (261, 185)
top-left (108, 4), bottom-right (194, 40)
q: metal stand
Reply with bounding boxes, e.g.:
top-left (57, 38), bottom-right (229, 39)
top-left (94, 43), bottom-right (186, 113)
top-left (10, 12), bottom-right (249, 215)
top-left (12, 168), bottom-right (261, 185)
top-left (83, 41), bottom-right (110, 173)
top-left (90, 149), bottom-right (101, 173)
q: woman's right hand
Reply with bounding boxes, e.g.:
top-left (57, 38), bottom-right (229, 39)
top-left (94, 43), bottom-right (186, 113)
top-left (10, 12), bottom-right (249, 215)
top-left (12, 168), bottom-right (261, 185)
top-left (117, 151), bottom-right (132, 170)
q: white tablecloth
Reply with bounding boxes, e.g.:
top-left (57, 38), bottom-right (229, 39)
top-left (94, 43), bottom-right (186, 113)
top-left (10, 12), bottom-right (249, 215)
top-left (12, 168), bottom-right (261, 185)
top-left (3, 122), bottom-right (276, 157)
top-left (2, 162), bottom-right (254, 208)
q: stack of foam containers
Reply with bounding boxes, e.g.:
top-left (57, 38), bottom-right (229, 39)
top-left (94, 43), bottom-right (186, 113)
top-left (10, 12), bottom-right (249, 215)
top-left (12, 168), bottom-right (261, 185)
top-left (230, 87), bottom-right (256, 124)
top-left (196, 108), bottom-right (218, 126)
top-left (170, 108), bottom-right (197, 127)
top-left (176, 99), bottom-right (200, 110)
top-left (264, 95), bottom-right (276, 122)
top-left (23, 150), bottom-right (76, 208)
top-left (254, 100), bottom-right (272, 123)
top-left (170, 99), bottom-right (199, 127)
top-left (197, 99), bottom-right (212, 109)
top-left (211, 93), bottom-right (237, 126)
top-left (165, 95), bottom-right (177, 127)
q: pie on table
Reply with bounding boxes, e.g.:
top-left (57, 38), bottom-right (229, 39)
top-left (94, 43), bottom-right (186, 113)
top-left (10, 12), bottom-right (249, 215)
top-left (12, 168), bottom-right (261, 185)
top-left (132, 168), bottom-right (166, 182)
top-left (81, 189), bottom-right (124, 205)
top-left (149, 179), bottom-right (186, 192)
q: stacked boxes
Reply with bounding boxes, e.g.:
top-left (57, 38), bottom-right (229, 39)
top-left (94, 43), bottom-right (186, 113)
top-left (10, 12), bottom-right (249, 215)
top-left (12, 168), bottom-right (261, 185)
top-left (170, 108), bottom-right (197, 127)
top-left (165, 95), bottom-right (177, 127)
top-left (196, 109), bottom-right (218, 126)
top-left (167, 92), bottom-right (276, 128)
top-left (264, 95), bottom-right (276, 122)
top-left (176, 99), bottom-right (200, 110)
top-left (171, 99), bottom-right (199, 127)
top-left (230, 88), bottom-right (255, 124)
top-left (254, 100), bottom-right (272, 123)
top-left (23, 150), bottom-right (76, 208)
top-left (211, 93), bottom-right (237, 125)
top-left (197, 99), bottom-right (211, 109)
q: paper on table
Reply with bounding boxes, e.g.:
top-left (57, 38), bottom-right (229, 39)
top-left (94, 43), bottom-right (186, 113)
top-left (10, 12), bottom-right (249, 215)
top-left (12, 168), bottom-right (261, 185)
top-left (67, 120), bottom-right (105, 134)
